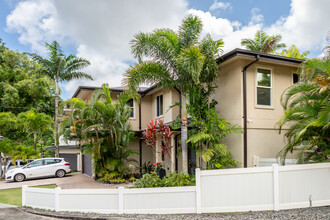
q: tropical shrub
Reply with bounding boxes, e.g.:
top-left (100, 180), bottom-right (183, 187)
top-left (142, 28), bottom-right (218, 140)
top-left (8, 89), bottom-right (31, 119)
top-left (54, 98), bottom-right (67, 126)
top-left (132, 172), bottom-right (195, 188)
top-left (60, 84), bottom-right (137, 179)
top-left (186, 86), bottom-right (241, 169)
top-left (278, 50), bottom-right (329, 164)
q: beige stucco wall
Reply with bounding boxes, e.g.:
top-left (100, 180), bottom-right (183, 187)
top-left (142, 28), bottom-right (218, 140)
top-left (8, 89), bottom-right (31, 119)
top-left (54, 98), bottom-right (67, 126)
top-left (215, 60), bottom-right (244, 166)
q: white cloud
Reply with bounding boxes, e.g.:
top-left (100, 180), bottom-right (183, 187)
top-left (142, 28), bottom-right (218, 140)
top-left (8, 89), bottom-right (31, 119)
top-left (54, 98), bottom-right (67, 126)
top-left (63, 45), bottom-right (129, 95)
top-left (209, 1), bottom-right (231, 11)
top-left (266, 0), bottom-right (330, 51)
top-left (249, 8), bottom-right (264, 25)
top-left (6, 0), bottom-right (188, 98)
top-left (5, 0), bottom-right (330, 98)
top-left (188, 9), bottom-right (261, 52)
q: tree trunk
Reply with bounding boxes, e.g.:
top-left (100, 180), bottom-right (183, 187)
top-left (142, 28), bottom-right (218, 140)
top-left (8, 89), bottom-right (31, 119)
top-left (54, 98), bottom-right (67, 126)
top-left (181, 93), bottom-right (188, 174)
top-left (34, 133), bottom-right (37, 151)
top-left (0, 154), bottom-right (2, 178)
top-left (55, 78), bottom-right (59, 157)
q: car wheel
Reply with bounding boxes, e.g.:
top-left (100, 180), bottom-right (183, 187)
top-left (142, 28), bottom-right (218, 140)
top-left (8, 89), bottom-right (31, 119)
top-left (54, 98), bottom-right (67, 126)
top-left (56, 169), bottom-right (66, 178)
top-left (14, 173), bottom-right (25, 182)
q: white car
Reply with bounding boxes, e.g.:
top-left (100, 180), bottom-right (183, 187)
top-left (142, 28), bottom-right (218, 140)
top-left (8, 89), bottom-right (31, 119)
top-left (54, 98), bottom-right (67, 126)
top-left (5, 158), bottom-right (71, 182)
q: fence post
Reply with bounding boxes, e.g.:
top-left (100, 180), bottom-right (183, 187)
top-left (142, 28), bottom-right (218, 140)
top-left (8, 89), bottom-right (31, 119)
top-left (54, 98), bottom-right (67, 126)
top-left (22, 185), bottom-right (27, 206)
top-left (118, 187), bottom-right (124, 214)
top-left (55, 187), bottom-right (61, 212)
top-left (272, 164), bottom-right (279, 211)
top-left (195, 168), bottom-right (201, 214)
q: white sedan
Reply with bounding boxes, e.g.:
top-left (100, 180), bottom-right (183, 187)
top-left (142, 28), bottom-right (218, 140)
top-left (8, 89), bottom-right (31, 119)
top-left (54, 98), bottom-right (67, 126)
top-left (5, 158), bottom-right (71, 182)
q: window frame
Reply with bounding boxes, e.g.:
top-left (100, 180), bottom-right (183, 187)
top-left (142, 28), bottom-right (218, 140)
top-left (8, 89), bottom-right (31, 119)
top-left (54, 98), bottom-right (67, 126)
top-left (156, 94), bottom-right (164, 118)
top-left (127, 99), bottom-right (135, 119)
top-left (255, 67), bottom-right (273, 108)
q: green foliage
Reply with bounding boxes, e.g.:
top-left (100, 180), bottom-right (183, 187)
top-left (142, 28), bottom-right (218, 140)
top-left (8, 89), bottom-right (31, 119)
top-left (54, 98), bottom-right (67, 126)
top-left (60, 84), bottom-right (137, 178)
top-left (278, 51), bottom-right (329, 164)
top-left (0, 42), bottom-right (56, 116)
top-left (136, 161), bottom-right (155, 175)
top-left (241, 30), bottom-right (286, 54)
top-left (10, 145), bottom-right (39, 162)
top-left (280, 44), bottom-right (310, 59)
top-left (124, 15), bottom-right (224, 173)
top-left (18, 109), bottom-right (53, 150)
top-left (187, 86), bottom-right (241, 169)
top-left (97, 172), bottom-right (126, 184)
top-left (132, 172), bottom-right (195, 188)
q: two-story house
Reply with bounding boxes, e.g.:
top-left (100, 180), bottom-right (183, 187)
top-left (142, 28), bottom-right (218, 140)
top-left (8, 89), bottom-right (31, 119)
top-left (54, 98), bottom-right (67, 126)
top-left (57, 48), bottom-right (303, 176)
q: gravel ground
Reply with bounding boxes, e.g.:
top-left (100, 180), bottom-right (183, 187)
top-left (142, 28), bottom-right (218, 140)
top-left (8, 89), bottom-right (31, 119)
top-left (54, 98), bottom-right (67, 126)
top-left (21, 206), bottom-right (330, 220)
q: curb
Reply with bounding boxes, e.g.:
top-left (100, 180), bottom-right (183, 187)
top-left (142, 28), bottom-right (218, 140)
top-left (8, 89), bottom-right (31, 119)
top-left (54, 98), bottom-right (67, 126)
top-left (19, 207), bottom-right (108, 220)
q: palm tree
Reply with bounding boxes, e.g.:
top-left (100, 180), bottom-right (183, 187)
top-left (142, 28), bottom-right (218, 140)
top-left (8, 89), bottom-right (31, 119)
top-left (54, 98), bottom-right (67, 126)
top-left (241, 30), bottom-right (286, 54)
top-left (123, 15), bottom-right (223, 173)
top-left (18, 109), bottom-right (53, 151)
top-left (10, 145), bottom-right (39, 163)
top-left (280, 44), bottom-right (310, 59)
top-left (30, 41), bottom-right (93, 157)
top-left (278, 52), bottom-right (329, 164)
top-left (60, 84), bottom-right (137, 177)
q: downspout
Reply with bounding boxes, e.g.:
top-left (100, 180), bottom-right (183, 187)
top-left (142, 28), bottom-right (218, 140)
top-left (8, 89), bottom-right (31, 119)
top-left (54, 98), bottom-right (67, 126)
top-left (173, 87), bottom-right (181, 172)
top-left (139, 93), bottom-right (145, 174)
top-left (242, 55), bottom-right (260, 168)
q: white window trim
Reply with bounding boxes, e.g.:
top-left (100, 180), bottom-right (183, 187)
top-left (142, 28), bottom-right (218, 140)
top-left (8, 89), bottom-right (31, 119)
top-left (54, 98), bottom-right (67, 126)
top-left (255, 67), bottom-right (273, 108)
top-left (128, 99), bottom-right (135, 119)
top-left (155, 94), bottom-right (164, 118)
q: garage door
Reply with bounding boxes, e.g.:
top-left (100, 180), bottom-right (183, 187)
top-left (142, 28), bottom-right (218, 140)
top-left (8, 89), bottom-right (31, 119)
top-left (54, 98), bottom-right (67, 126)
top-left (59, 154), bottom-right (77, 171)
top-left (82, 154), bottom-right (92, 177)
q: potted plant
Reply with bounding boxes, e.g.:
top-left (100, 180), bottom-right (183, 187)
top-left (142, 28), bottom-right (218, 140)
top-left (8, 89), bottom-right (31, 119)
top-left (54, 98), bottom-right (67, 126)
top-left (153, 162), bottom-right (166, 179)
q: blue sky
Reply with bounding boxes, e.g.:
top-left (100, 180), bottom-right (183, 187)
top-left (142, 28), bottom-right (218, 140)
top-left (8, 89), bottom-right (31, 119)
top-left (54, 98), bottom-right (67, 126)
top-left (0, 0), bottom-right (329, 99)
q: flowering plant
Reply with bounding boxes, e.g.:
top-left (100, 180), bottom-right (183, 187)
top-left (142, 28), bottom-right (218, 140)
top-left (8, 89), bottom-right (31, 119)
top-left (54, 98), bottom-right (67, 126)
top-left (153, 162), bottom-right (163, 171)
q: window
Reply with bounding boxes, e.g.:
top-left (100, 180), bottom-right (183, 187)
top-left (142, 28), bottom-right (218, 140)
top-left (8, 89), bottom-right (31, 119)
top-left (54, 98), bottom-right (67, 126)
top-left (293, 73), bottom-right (299, 84)
top-left (45, 159), bottom-right (56, 165)
top-left (28, 160), bottom-right (43, 168)
top-left (127, 99), bottom-right (134, 118)
top-left (256, 68), bottom-right (272, 106)
top-left (156, 94), bottom-right (163, 117)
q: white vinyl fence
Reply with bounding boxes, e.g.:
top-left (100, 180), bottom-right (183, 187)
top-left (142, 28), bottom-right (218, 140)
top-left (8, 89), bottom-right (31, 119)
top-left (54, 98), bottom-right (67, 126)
top-left (23, 163), bottom-right (330, 214)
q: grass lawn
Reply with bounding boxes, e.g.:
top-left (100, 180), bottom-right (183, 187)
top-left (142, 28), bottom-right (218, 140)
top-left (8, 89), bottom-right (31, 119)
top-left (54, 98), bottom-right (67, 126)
top-left (0, 184), bottom-right (56, 206)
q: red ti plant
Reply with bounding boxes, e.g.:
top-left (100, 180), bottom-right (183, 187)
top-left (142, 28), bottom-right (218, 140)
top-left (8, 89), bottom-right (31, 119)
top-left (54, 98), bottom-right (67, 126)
top-left (159, 120), bottom-right (174, 159)
top-left (143, 119), bottom-right (173, 160)
top-left (143, 120), bottom-right (158, 149)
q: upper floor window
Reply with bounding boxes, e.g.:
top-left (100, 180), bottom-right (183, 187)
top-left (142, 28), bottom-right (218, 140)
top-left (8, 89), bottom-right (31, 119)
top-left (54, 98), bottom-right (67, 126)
top-left (256, 68), bottom-right (272, 106)
top-left (293, 73), bottom-right (299, 84)
top-left (127, 99), bottom-right (134, 118)
top-left (156, 94), bottom-right (163, 117)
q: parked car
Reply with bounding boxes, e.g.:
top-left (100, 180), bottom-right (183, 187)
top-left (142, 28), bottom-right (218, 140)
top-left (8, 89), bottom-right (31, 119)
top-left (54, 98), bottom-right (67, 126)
top-left (5, 158), bottom-right (71, 182)
top-left (1, 159), bottom-right (34, 173)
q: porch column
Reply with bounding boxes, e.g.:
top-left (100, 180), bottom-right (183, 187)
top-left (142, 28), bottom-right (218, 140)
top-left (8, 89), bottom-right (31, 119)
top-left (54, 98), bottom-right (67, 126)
top-left (155, 137), bottom-right (161, 163)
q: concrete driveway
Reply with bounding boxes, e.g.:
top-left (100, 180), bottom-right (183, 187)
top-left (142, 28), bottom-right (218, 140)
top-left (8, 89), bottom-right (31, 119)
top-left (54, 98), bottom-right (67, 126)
top-left (0, 173), bottom-right (132, 190)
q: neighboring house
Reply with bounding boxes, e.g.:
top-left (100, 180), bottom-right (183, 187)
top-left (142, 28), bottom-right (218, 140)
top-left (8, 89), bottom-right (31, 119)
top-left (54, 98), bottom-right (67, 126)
top-left (59, 48), bottom-right (304, 176)
top-left (46, 136), bottom-right (82, 172)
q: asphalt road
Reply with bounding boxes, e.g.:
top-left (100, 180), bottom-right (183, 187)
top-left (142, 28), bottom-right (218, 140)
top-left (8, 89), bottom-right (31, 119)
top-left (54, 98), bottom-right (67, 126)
top-left (0, 203), bottom-right (58, 220)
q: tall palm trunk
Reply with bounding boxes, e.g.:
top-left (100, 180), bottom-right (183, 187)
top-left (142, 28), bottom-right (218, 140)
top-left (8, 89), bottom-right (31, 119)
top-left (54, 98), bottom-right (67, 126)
top-left (33, 133), bottom-right (37, 151)
top-left (0, 155), bottom-right (2, 178)
top-left (55, 78), bottom-right (59, 157)
top-left (181, 93), bottom-right (188, 174)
